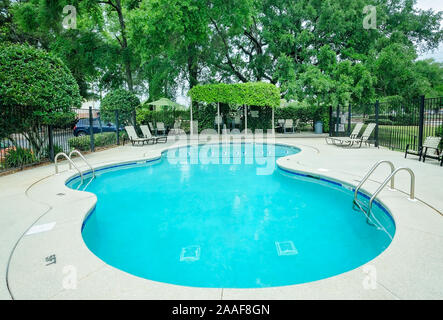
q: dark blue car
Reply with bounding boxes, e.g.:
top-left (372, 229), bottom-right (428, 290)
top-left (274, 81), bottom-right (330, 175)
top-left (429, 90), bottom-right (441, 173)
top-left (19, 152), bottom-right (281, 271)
top-left (73, 118), bottom-right (122, 137)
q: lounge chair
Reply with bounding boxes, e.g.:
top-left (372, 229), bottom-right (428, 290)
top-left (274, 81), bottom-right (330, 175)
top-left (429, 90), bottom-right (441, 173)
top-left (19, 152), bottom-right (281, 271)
top-left (283, 119), bottom-right (295, 133)
top-left (140, 125), bottom-right (168, 143)
top-left (335, 123), bottom-right (376, 148)
top-left (156, 122), bottom-right (166, 135)
top-left (125, 126), bottom-right (155, 146)
top-left (325, 122), bottom-right (363, 145)
top-left (405, 136), bottom-right (441, 164)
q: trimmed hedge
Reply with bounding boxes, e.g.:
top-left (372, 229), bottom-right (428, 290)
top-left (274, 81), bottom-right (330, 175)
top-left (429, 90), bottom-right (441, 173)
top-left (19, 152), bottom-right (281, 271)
top-left (68, 132), bottom-right (119, 151)
top-left (188, 82), bottom-right (281, 108)
top-left (364, 114), bottom-right (415, 125)
top-left (0, 43), bottom-right (81, 127)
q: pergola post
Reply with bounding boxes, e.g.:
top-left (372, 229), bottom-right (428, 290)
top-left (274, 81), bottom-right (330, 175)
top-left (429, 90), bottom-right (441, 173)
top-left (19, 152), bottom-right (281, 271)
top-left (244, 104), bottom-right (247, 136)
top-left (190, 98), bottom-right (193, 137)
top-left (217, 102), bottom-right (220, 135)
top-left (272, 107), bottom-right (275, 134)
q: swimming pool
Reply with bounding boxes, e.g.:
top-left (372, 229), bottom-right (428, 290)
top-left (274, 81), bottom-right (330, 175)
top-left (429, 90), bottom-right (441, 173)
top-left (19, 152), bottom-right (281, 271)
top-left (68, 143), bottom-right (395, 288)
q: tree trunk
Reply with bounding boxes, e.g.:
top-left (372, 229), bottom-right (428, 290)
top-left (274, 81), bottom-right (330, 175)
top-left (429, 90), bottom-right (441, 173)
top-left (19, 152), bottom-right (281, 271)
top-left (114, 0), bottom-right (134, 92)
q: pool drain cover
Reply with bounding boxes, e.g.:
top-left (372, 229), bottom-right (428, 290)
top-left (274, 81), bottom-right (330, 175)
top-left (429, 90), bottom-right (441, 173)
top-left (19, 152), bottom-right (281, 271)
top-left (180, 245), bottom-right (200, 262)
top-left (275, 241), bottom-right (298, 256)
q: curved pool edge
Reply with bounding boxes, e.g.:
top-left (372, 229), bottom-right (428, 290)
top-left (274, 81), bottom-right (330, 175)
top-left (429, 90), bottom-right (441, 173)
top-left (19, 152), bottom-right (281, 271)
top-left (6, 140), bottom-right (443, 299)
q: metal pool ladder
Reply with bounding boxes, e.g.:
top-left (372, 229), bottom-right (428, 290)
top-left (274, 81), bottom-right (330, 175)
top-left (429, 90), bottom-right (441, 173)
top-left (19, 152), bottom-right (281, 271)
top-left (353, 160), bottom-right (415, 228)
top-left (54, 150), bottom-right (95, 190)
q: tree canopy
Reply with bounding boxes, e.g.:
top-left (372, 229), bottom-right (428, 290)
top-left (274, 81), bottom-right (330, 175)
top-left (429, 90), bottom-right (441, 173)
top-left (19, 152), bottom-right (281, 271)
top-left (2, 0), bottom-right (443, 106)
top-left (100, 88), bottom-right (140, 124)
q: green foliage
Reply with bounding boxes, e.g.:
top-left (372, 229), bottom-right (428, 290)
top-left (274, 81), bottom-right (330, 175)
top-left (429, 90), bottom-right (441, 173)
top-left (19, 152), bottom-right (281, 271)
top-left (0, 43), bottom-right (82, 122)
top-left (188, 82), bottom-right (281, 107)
top-left (5, 147), bottom-right (36, 168)
top-left (100, 89), bottom-right (140, 124)
top-left (43, 144), bottom-right (65, 159)
top-left (68, 132), bottom-right (118, 151)
top-left (136, 108), bottom-right (189, 128)
top-left (0, 43), bottom-right (81, 154)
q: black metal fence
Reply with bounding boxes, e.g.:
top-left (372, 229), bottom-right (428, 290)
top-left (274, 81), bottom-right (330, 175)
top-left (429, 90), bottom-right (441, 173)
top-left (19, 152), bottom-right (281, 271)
top-left (329, 96), bottom-right (443, 152)
top-left (0, 106), bottom-right (129, 174)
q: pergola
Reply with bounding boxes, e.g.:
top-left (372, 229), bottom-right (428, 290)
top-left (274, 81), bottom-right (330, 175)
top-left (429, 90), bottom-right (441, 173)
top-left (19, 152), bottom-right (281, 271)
top-left (188, 82), bottom-right (281, 135)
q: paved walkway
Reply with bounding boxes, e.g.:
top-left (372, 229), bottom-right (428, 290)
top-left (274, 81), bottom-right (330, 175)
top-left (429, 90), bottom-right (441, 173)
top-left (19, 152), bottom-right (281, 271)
top-left (0, 136), bottom-right (442, 299)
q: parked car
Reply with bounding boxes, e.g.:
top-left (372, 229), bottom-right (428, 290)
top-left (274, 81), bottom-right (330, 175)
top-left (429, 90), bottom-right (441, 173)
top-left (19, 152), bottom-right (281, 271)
top-left (73, 118), bottom-right (123, 137)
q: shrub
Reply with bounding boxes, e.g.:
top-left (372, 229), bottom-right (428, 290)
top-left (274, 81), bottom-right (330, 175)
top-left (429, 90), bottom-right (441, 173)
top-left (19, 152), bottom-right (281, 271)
top-left (101, 89), bottom-right (140, 125)
top-left (43, 144), bottom-right (64, 159)
top-left (68, 135), bottom-right (90, 151)
top-left (68, 132), bottom-right (119, 151)
top-left (5, 147), bottom-right (36, 168)
top-left (0, 43), bottom-right (81, 154)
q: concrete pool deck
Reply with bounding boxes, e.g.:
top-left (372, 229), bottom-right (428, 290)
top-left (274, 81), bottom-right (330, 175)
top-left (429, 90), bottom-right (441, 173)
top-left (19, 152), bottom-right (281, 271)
top-left (0, 136), bottom-right (442, 300)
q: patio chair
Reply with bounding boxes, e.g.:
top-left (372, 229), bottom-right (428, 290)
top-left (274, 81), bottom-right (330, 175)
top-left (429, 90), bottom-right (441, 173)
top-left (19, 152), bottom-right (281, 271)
top-left (283, 119), bottom-right (295, 133)
top-left (336, 123), bottom-right (376, 148)
top-left (140, 125), bottom-right (168, 143)
top-left (405, 136), bottom-right (441, 164)
top-left (156, 122), bottom-right (167, 135)
top-left (169, 120), bottom-right (182, 135)
top-left (214, 115), bottom-right (223, 131)
top-left (275, 119), bottom-right (285, 133)
top-left (294, 119), bottom-right (300, 133)
top-left (325, 122), bottom-right (363, 145)
top-left (148, 122), bottom-right (155, 132)
top-left (125, 126), bottom-right (155, 146)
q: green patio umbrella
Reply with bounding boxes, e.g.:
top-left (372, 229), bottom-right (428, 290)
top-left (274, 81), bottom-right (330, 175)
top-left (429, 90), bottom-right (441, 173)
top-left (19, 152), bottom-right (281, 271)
top-left (144, 98), bottom-right (186, 110)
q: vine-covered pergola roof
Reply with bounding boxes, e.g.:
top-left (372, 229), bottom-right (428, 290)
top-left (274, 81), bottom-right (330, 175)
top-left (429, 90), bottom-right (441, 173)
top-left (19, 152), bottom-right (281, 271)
top-left (188, 82), bottom-right (280, 108)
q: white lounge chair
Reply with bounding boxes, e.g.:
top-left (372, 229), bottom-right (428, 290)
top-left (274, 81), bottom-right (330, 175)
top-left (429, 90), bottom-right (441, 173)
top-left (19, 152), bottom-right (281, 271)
top-left (140, 125), bottom-right (168, 143)
top-left (325, 122), bottom-right (363, 145)
top-left (156, 122), bottom-right (166, 135)
top-left (405, 136), bottom-right (441, 163)
top-left (337, 123), bottom-right (377, 148)
top-left (125, 126), bottom-right (155, 146)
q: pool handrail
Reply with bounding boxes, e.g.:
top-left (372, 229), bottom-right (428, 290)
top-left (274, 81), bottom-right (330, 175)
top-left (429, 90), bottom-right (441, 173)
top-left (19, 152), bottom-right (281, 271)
top-left (54, 152), bottom-right (84, 188)
top-left (368, 167), bottom-right (415, 216)
top-left (353, 160), bottom-right (395, 203)
top-left (68, 149), bottom-right (95, 179)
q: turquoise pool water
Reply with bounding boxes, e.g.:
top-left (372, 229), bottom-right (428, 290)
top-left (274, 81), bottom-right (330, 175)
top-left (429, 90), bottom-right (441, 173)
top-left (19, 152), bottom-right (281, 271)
top-left (69, 143), bottom-right (395, 288)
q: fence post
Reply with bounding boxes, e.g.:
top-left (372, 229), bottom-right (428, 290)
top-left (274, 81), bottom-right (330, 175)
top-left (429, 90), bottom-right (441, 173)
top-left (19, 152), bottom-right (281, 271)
top-left (329, 106), bottom-right (333, 136)
top-left (418, 95), bottom-right (425, 150)
top-left (335, 105), bottom-right (340, 136)
top-left (347, 104), bottom-right (351, 136)
top-left (48, 125), bottom-right (54, 161)
top-left (375, 100), bottom-right (379, 147)
top-left (89, 106), bottom-right (95, 152)
top-left (115, 110), bottom-right (120, 145)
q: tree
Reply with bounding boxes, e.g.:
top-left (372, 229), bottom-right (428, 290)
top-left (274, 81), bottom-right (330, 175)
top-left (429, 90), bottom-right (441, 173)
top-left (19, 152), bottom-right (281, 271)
top-left (0, 43), bottom-right (82, 154)
top-left (100, 88), bottom-right (140, 124)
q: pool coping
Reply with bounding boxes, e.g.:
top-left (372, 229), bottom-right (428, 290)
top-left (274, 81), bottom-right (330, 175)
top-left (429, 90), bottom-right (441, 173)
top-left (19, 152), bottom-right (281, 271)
top-left (6, 139), bottom-right (443, 299)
